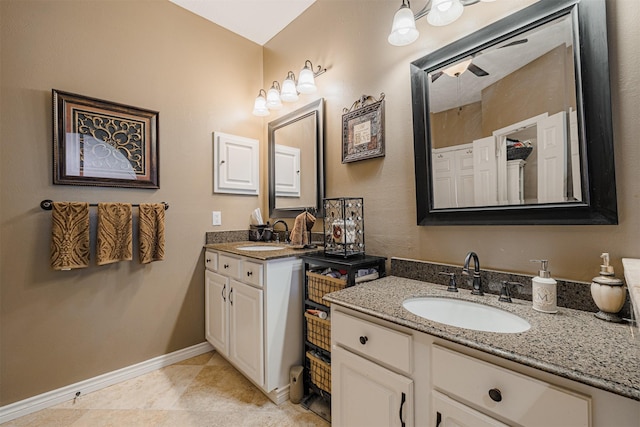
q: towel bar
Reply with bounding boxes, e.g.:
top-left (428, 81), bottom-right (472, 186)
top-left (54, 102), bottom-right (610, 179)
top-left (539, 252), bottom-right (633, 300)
top-left (40, 199), bottom-right (169, 211)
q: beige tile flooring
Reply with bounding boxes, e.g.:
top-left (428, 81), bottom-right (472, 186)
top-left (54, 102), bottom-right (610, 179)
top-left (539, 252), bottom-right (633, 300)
top-left (4, 351), bottom-right (330, 427)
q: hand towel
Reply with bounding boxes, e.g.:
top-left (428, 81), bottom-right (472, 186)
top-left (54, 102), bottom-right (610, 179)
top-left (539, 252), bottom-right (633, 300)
top-left (97, 203), bottom-right (132, 265)
top-left (290, 211), bottom-right (316, 246)
top-left (138, 203), bottom-right (165, 264)
top-left (50, 202), bottom-right (90, 270)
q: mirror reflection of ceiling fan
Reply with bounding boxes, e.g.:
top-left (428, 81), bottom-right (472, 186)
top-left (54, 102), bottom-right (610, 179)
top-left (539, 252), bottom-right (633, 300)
top-left (431, 38), bottom-right (528, 82)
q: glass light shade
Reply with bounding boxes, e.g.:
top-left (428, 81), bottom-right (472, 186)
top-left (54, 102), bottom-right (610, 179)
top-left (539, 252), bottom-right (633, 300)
top-left (266, 85), bottom-right (282, 110)
top-left (252, 93), bottom-right (270, 117)
top-left (427, 0), bottom-right (464, 26)
top-left (388, 5), bottom-right (419, 46)
top-left (281, 76), bottom-right (299, 102)
top-left (296, 66), bottom-right (317, 94)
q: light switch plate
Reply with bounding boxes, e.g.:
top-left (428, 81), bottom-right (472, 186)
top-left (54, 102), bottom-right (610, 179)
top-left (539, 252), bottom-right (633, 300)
top-left (212, 211), bottom-right (222, 226)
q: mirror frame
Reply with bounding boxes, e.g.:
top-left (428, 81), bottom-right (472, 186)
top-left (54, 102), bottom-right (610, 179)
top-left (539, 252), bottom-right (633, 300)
top-left (411, 0), bottom-right (617, 225)
top-left (268, 98), bottom-right (325, 218)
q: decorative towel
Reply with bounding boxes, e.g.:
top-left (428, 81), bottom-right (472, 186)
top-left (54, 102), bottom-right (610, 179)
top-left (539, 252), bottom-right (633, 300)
top-left (138, 203), bottom-right (165, 264)
top-left (290, 211), bottom-right (316, 246)
top-left (96, 203), bottom-right (132, 266)
top-left (50, 202), bottom-right (90, 270)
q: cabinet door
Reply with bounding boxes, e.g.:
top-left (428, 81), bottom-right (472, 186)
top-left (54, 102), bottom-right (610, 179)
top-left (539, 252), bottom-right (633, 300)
top-left (205, 270), bottom-right (228, 356)
top-left (473, 136), bottom-right (498, 206)
top-left (433, 390), bottom-right (509, 427)
top-left (432, 151), bottom-right (456, 209)
top-left (455, 148), bottom-right (475, 207)
top-left (332, 346), bottom-right (413, 427)
top-left (229, 280), bottom-right (264, 387)
top-left (537, 111), bottom-right (567, 203)
top-left (213, 131), bottom-right (259, 195)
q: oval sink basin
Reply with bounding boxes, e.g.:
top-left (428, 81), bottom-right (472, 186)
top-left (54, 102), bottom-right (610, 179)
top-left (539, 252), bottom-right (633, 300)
top-left (402, 297), bottom-right (530, 333)
top-left (237, 245), bottom-right (286, 252)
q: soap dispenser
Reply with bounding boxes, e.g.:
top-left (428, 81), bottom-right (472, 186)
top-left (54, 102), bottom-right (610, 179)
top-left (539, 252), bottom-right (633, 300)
top-left (531, 259), bottom-right (557, 313)
top-left (590, 253), bottom-right (626, 323)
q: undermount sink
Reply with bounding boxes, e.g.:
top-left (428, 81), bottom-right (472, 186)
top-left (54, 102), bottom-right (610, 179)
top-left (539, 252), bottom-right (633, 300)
top-left (237, 245), bottom-right (286, 252)
top-left (402, 297), bottom-right (530, 333)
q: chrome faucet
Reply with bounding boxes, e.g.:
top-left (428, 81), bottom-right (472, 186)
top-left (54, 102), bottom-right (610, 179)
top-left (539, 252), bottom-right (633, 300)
top-left (462, 251), bottom-right (484, 296)
top-left (272, 220), bottom-right (289, 243)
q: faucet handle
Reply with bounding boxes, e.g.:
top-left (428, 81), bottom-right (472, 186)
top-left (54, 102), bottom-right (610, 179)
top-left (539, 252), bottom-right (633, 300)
top-left (439, 272), bottom-right (458, 292)
top-left (499, 281), bottom-right (523, 303)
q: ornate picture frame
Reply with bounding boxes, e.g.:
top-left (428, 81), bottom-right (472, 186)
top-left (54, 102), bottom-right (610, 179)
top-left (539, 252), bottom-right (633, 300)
top-left (341, 93), bottom-right (385, 163)
top-left (53, 89), bottom-right (159, 189)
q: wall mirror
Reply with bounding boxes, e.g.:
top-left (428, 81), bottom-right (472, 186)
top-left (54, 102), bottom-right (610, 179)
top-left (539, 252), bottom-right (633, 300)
top-left (411, 0), bottom-right (617, 225)
top-left (269, 98), bottom-right (324, 218)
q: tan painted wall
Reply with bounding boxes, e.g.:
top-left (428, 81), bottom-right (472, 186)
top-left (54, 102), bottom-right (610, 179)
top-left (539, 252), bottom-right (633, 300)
top-left (431, 101), bottom-right (483, 149)
top-left (264, 0), bottom-right (639, 282)
top-left (0, 0), bottom-right (264, 405)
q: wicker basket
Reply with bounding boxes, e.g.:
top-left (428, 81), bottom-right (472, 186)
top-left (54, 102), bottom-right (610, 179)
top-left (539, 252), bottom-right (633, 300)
top-left (307, 351), bottom-right (331, 394)
top-left (305, 312), bottom-right (331, 352)
top-left (306, 271), bottom-right (347, 307)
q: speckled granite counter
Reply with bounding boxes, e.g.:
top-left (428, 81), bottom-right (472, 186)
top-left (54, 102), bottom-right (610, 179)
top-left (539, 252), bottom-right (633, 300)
top-left (325, 276), bottom-right (640, 401)
top-left (204, 241), bottom-right (321, 261)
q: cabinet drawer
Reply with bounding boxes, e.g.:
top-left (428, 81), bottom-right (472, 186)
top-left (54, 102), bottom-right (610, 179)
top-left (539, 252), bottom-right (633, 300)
top-left (432, 345), bottom-right (591, 427)
top-left (204, 250), bottom-right (218, 272)
top-left (242, 260), bottom-right (263, 287)
top-left (219, 254), bottom-right (241, 279)
top-left (332, 310), bottom-right (412, 374)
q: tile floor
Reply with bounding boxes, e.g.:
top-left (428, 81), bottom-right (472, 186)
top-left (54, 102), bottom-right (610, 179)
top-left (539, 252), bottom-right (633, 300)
top-left (3, 351), bottom-right (330, 427)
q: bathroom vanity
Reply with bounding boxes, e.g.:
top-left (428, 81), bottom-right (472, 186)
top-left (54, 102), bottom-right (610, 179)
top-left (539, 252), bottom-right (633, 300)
top-left (204, 242), bottom-right (320, 404)
top-left (327, 277), bottom-right (640, 427)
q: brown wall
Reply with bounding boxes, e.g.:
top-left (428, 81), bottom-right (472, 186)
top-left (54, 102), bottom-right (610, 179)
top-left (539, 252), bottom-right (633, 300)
top-left (431, 101), bottom-right (483, 149)
top-left (264, 0), bottom-right (638, 282)
top-left (0, 0), bottom-right (264, 405)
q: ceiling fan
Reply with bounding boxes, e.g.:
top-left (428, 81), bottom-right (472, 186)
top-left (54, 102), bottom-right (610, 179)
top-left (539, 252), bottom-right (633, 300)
top-left (430, 38), bottom-right (528, 82)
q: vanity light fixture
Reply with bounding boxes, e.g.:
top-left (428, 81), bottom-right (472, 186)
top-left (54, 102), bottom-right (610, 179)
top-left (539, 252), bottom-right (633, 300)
top-left (266, 81), bottom-right (283, 110)
top-left (252, 60), bottom-right (327, 116)
top-left (252, 89), bottom-right (270, 117)
top-left (388, 0), bottom-right (496, 46)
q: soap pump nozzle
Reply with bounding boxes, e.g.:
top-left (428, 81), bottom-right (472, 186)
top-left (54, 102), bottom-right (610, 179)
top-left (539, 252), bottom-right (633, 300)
top-left (530, 259), bottom-right (551, 278)
top-left (599, 252), bottom-right (615, 276)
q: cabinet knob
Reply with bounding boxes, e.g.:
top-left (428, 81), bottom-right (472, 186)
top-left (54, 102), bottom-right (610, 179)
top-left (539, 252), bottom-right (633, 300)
top-left (224, 264), bottom-right (229, 269)
top-left (206, 258), bottom-right (211, 263)
top-left (359, 336), bottom-right (368, 345)
top-left (488, 388), bottom-right (502, 402)
top-left (247, 271), bottom-right (253, 276)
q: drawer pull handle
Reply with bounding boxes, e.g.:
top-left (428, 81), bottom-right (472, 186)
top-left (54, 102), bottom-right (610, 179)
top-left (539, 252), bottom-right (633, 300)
top-left (399, 392), bottom-right (406, 427)
top-left (359, 336), bottom-right (368, 345)
top-left (247, 271), bottom-right (253, 276)
top-left (488, 388), bottom-right (502, 402)
top-left (222, 284), bottom-right (226, 301)
top-left (229, 288), bottom-right (233, 305)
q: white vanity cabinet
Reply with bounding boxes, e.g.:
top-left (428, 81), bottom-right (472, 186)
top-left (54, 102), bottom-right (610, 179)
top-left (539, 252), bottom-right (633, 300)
top-left (204, 249), bottom-right (303, 404)
top-left (331, 310), bottom-right (415, 427)
top-left (331, 305), bottom-right (639, 427)
top-left (432, 144), bottom-right (474, 209)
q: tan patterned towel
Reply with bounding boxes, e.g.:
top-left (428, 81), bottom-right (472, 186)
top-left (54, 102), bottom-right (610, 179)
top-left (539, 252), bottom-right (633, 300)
top-left (50, 202), bottom-right (90, 270)
top-left (138, 203), bottom-right (165, 264)
top-left (290, 211), bottom-right (316, 246)
top-left (97, 203), bottom-right (132, 266)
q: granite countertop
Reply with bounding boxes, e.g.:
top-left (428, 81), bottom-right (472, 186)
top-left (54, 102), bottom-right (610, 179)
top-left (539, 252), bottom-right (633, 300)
top-left (324, 276), bottom-right (640, 401)
top-left (204, 241), bottom-right (322, 261)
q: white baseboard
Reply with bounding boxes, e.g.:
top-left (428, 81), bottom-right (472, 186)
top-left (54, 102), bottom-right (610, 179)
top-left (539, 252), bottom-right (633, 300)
top-left (0, 342), bottom-right (213, 424)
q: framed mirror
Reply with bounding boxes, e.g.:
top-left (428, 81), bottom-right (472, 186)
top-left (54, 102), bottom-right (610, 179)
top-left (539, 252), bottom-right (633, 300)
top-left (411, 0), bottom-right (617, 225)
top-left (269, 98), bottom-right (325, 218)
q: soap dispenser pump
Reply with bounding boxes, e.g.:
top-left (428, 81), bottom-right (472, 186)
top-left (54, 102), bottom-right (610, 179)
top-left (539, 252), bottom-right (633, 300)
top-left (531, 259), bottom-right (557, 313)
top-left (590, 253), bottom-right (626, 323)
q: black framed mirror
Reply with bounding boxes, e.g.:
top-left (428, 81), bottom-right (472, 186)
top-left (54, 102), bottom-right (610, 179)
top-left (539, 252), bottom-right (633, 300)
top-left (269, 98), bottom-right (325, 218)
top-left (411, 0), bottom-right (617, 225)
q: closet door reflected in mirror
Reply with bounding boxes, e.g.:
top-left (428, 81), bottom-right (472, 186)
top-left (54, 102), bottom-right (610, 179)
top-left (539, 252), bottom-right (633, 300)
top-left (269, 99), bottom-right (324, 218)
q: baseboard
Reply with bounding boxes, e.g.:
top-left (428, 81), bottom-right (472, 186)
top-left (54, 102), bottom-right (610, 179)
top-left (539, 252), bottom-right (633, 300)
top-left (0, 341), bottom-right (213, 424)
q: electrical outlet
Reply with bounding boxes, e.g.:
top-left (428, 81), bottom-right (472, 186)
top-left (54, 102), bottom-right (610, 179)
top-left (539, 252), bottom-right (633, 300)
top-left (212, 211), bottom-right (222, 226)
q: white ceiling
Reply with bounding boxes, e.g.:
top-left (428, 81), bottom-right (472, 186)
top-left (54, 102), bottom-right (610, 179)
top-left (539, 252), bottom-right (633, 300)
top-left (169, 0), bottom-right (316, 46)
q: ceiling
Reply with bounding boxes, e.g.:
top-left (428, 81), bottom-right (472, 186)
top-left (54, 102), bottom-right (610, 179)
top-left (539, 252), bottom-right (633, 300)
top-left (169, 0), bottom-right (316, 46)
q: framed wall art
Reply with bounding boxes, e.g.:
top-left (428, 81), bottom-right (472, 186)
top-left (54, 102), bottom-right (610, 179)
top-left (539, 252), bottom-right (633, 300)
top-left (52, 89), bottom-right (159, 189)
top-left (341, 93), bottom-right (385, 163)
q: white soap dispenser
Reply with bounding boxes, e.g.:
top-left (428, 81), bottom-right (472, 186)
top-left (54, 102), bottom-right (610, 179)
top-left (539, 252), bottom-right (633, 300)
top-left (531, 259), bottom-right (557, 313)
top-left (590, 253), bottom-right (626, 323)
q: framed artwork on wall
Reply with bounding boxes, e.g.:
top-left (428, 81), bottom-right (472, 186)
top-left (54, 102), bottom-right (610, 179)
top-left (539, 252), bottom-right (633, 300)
top-left (52, 89), bottom-right (160, 189)
top-left (341, 93), bottom-right (385, 163)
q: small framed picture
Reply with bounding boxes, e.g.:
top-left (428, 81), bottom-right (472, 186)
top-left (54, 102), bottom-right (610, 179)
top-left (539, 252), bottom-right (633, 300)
top-left (341, 94), bottom-right (385, 163)
top-left (52, 89), bottom-right (159, 189)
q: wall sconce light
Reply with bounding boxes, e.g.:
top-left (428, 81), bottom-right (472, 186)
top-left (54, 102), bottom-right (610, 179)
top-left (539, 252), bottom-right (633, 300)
top-left (388, 0), bottom-right (495, 46)
top-left (252, 89), bottom-right (270, 117)
top-left (252, 60), bottom-right (327, 116)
